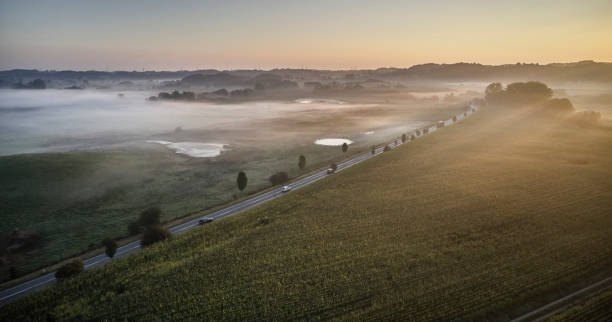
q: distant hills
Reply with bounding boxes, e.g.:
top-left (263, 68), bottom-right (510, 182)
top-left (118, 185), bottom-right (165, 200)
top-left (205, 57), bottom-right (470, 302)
top-left (1, 61), bottom-right (611, 87)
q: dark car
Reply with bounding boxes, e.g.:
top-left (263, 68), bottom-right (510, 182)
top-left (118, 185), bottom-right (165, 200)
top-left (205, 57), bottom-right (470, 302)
top-left (198, 218), bottom-right (214, 225)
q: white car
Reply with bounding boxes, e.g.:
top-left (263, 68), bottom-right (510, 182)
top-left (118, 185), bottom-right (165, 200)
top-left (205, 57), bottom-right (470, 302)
top-left (281, 185), bottom-right (292, 193)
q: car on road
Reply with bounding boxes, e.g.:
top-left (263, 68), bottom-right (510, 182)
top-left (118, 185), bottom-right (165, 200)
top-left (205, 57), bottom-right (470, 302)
top-left (326, 168), bottom-right (335, 174)
top-left (281, 185), bottom-right (292, 192)
top-left (198, 218), bottom-right (214, 225)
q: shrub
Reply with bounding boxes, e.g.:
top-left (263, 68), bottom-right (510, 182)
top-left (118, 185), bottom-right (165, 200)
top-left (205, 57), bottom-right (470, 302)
top-left (298, 155), bottom-right (306, 170)
top-left (410, 135), bottom-right (416, 141)
top-left (341, 143), bottom-right (349, 153)
top-left (141, 226), bottom-right (171, 247)
top-left (55, 259), bottom-right (84, 280)
top-left (415, 129), bottom-right (421, 136)
top-left (401, 134), bottom-right (407, 143)
top-left (269, 172), bottom-right (289, 185)
top-left (371, 145), bottom-right (376, 155)
top-left (383, 145), bottom-right (391, 152)
top-left (102, 237), bottom-right (117, 258)
top-left (452, 116), bottom-right (457, 122)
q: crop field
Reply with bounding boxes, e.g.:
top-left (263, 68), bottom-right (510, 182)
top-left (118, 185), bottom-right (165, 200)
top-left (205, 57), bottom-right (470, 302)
top-left (2, 105), bottom-right (611, 320)
top-left (548, 290), bottom-right (612, 321)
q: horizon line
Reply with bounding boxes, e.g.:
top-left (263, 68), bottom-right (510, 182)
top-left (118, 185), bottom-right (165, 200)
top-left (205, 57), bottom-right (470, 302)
top-left (1, 60), bottom-right (610, 73)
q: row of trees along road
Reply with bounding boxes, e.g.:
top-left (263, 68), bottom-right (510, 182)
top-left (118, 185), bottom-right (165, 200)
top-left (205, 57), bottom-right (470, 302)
top-left (235, 143), bottom-right (351, 192)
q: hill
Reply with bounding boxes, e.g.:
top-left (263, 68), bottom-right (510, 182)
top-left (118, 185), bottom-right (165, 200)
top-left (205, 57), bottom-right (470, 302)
top-left (2, 105), bottom-right (612, 320)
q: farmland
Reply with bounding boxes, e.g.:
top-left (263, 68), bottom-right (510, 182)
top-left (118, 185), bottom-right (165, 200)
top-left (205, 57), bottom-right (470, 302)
top-left (0, 88), bottom-right (472, 283)
top-left (2, 103), bottom-right (612, 320)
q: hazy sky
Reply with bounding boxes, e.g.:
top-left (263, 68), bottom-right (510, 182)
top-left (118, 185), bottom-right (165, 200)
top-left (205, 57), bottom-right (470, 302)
top-left (1, 0), bottom-right (611, 70)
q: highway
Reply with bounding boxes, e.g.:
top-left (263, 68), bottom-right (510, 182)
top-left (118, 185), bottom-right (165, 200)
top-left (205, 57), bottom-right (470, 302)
top-left (0, 108), bottom-right (476, 307)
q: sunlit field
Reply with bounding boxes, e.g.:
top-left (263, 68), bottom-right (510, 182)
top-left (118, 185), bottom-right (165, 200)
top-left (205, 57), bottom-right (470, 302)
top-left (4, 102), bottom-right (610, 320)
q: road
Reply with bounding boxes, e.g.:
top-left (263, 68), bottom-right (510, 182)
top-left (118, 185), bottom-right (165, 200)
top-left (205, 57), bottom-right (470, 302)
top-left (0, 108), bottom-right (476, 307)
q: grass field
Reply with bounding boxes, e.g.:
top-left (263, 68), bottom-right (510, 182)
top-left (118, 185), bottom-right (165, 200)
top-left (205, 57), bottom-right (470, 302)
top-left (2, 105), bottom-right (611, 320)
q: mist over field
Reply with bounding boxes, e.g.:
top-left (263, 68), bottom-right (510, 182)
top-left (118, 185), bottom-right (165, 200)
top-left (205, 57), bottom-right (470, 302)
top-left (0, 89), bottom-right (373, 156)
top-left (1, 0), bottom-right (612, 319)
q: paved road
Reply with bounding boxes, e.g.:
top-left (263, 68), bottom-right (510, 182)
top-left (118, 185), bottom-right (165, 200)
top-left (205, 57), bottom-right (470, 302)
top-left (0, 108), bottom-right (476, 307)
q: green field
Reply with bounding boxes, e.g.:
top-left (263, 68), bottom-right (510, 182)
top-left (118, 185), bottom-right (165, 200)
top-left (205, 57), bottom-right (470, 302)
top-left (2, 105), bottom-right (611, 320)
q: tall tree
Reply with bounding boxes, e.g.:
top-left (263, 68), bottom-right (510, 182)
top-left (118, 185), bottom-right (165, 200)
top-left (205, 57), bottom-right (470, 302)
top-left (298, 155), bottom-right (306, 170)
top-left (237, 171), bottom-right (248, 191)
top-left (341, 143), bottom-right (348, 153)
top-left (401, 134), bottom-right (407, 143)
top-left (102, 237), bottom-right (117, 258)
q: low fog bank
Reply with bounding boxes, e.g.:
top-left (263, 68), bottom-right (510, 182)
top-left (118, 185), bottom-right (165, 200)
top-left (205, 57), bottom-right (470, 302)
top-left (0, 89), bottom-right (376, 156)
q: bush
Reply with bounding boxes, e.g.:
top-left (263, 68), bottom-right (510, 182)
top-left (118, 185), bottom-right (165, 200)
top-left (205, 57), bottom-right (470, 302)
top-left (341, 143), bottom-right (349, 153)
top-left (415, 129), bottom-right (421, 136)
top-left (298, 155), bottom-right (306, 170)
top-left (401, 134), bottom-right (407, 143)
top-left (102, 237), bottom-right (117, 258)
top-left (410, 135), bottom-right (416, 141)
top-left (371, 145), bottom-right (376, 155)
top-left (452, 116), bottom-right (457, 122)
top-left (269, 172), bottom-right (289, 185)
top-left (383, 145), bottom-right (391, 152)
top-left (141, 226), bottom-right (171, 247)
top-left (55, 259), bottom-right (84, 280)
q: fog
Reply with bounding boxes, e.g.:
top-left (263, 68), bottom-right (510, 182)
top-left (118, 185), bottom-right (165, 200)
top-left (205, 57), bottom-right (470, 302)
top-left (0, 89), bottom-right (375, 156)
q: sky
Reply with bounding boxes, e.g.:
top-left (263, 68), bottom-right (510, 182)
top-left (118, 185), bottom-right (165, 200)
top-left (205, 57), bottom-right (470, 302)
top-left (1, 0), bottom-right (611, 70)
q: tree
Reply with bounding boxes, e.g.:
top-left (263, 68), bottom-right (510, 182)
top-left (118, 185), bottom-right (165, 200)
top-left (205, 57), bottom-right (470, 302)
top-left (298, 155), bottom-right (306, 170)
top-left (341, 142), bottom-right (348, 153)
top-left (330, 163), bottom-right (338, 172)
top-left (401, 134), bottom-right (407, 143)
top-left (236, 171), bottom-right (248, 191)
top-left (102, 237), bottom-right (117, 258)
top-left (452, 116), bottom-right (457, 122)
top-left (410, 135), bottom-right (416, 141)
top-left (141, 225), bottom-right (171, 247)
top-left (371, 145), bottom-right (376, 155)
top-left (55, 259), bottom-right (84, 280)
top-left (415, 129), bottom-right (421, 136)
top-left (383, 145), bottom-right (391, 152)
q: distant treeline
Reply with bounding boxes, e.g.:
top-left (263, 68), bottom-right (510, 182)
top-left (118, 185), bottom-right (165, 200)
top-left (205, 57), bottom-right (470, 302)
top-left (2, 61), bottom-right (612, 85)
